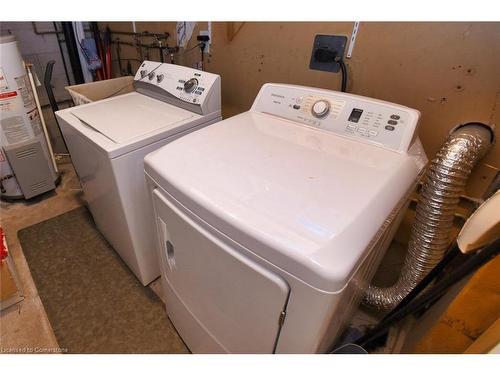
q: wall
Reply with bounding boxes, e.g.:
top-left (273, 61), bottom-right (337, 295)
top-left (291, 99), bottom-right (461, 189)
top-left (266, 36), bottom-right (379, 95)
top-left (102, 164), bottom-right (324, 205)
top-left (95, 22), bottom-right (500, 353)
top-left (101, 21), bottom-right (500, 195)
top-left (402, 255), bottom-right (500, 353)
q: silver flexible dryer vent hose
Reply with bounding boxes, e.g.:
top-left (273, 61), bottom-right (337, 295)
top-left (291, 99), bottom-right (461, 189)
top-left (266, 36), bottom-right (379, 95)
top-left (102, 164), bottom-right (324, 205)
top-left (364, 123), bottom-right (494, 311)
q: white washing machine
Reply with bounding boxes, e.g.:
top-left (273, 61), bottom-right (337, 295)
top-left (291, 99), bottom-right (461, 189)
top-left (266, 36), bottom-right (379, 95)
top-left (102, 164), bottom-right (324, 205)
top-left (56, 61), bottom-right (221, 285)
top-left (144, 84), bottom-right (428, 353)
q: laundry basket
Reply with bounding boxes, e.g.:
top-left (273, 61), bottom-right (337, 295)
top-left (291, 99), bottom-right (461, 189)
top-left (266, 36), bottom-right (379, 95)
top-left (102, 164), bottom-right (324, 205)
top-left (65, 76), bottom-right (135, 106)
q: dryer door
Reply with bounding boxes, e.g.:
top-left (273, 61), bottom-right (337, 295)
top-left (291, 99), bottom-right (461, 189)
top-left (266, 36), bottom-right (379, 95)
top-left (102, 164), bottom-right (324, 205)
top-left (152, 188), bottom-right (290, 353)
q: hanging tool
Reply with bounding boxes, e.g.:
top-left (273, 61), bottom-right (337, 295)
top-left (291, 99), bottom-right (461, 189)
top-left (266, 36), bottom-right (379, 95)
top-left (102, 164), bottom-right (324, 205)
top-left (104, 27), bottom-right (112, 79)
top-left (116, 38), bottom-right (123, 76)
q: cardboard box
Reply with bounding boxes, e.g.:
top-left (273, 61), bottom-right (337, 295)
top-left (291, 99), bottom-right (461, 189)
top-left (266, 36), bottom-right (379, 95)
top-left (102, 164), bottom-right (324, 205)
top-left (65, 76), bottom-right (134, 106)
top-left (0, 229), bottom-right (24, 311)
top-left (0, 259), bottom-right (18, 302)
top-left (0, 257), bottom-right (24, 311)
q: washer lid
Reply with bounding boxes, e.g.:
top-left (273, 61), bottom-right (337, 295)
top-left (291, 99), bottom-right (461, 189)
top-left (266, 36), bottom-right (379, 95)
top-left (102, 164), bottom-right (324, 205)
top-left (71, 92), bottom-right (193, 144)
top-left (145, 111), bottom-right (422, 292)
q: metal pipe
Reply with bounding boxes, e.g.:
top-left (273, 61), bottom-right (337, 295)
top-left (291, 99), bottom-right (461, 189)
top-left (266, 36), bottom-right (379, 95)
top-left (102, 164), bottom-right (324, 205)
top-left (110, 40), bottom-right (155, 49)
top-left (157, 38), bottom-right (164, 63)
top-left (110, 40), bottom-right (178, 54)
top-left (32, 23), bottom-right (169, 40)
top-left (31, 22), bottom-right (72, 86)
top-left (32, 21), bottom-right (61, 35)
top-left (30, 22), bottom-right (71, 85)
top-left (110, 30), bottom-right (170, 39)
top-left (364, 122), bottom-right (494, 311)
top-left (53, 22), bottom-right (72, 86)
top-left (111, 58), bottom-right (143, 63)
top-left (116, 40), bottom-right (123, 75)
top-left (135, 35), bottom-right (144, 61)
top-left (61, 22), bottom-right (84, 84)
top-left (32, 22), bottom-right (92, 36)
top-left (40, 99), bottom-right (73, 109)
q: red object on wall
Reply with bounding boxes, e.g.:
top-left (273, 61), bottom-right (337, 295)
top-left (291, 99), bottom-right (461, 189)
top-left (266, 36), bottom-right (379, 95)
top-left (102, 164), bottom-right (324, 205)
top-left (0, 227), bottom-right (8, 260)
top-left (0, 91), bottom-right (18, 100)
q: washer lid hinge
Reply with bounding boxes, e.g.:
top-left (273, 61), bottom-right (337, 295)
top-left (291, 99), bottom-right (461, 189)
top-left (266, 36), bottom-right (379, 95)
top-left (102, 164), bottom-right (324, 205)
top-left (278, 311), bottom-right (286, 327)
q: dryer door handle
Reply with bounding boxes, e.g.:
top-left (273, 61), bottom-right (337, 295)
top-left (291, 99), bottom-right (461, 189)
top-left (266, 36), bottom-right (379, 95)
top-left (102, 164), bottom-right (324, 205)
top-left (165, 239), bottom-right (175, 268)
top-left (157, 215), bottom-right (176, 270)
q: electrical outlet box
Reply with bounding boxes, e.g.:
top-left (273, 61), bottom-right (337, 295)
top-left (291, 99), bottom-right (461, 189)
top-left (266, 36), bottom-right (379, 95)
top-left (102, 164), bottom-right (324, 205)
top-left (199, 30), bottom-right (211, 54)
top-left (309, 35), bottom-right (347, 73)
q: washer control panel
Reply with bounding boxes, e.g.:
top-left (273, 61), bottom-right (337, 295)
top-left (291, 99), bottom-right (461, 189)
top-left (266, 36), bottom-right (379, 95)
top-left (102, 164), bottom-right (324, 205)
top-left (134, 60), bottom-right (221, 115)
top-left (251, 84), bottom-right (420, 153)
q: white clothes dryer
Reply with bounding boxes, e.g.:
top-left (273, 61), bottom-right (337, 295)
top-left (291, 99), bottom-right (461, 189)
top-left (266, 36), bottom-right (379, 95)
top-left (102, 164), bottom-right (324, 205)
top-left (145, 83), bottom-right (427, 352)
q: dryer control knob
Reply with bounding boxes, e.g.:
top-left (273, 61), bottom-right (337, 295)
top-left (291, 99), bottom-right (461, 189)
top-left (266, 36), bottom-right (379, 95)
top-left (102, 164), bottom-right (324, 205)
top-left (156, 74), bottom-right (164, 83)
top-left (140, 70), bottom-right (147, 78)
top-left (311, 100), bottom-right (330, 118)
top-left (184, 78), bottom-right (198, 93)
top-left (148, 71), bottom-right (156, 80)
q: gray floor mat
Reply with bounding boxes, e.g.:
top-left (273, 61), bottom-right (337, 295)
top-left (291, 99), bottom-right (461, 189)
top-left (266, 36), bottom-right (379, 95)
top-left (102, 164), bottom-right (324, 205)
top-left (18, 206), bottom-right (188, 354)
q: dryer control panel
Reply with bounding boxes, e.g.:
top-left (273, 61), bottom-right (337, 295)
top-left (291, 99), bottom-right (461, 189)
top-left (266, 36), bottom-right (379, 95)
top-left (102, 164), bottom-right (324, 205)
top-left (251, 84), bottom-right (420, 153)
top-left (133, 60), bottom-right (221, 116)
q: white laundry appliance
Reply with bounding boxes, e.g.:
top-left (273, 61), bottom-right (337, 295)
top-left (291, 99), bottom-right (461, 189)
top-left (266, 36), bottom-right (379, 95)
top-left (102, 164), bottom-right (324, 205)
top-left (144, 84), bottom-right (428, 353)
top-left (56, 61), bottom-right (221, 285)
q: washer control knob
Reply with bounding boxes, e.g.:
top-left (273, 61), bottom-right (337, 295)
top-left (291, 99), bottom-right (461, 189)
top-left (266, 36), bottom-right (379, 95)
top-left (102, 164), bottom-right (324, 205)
top-left (184, 78), bottom-right (198, 93)
top-left (148, 71), bottom-right (156, 80)
top-left (140, 70), bottom-right (147, 78)
top-left (156, 74), bottom-right (164, 83)
top-left (311, 100), bottom-right (330, 118)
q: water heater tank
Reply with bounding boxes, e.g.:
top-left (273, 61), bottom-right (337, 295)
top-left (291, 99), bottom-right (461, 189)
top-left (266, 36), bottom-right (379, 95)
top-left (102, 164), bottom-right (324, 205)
top-left (0, 34), bottom-right (57, 200)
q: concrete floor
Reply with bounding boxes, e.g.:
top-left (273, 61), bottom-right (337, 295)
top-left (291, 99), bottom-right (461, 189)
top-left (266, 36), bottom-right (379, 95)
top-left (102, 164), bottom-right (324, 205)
top-left (0, 157), bottom-right (165, 352)
top-left (1, 157), bottom-right (82, 351)
top-left (0, 156), bottom-right (406, 353)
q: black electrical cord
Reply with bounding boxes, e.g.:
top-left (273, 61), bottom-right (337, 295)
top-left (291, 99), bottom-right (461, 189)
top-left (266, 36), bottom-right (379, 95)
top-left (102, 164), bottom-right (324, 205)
top-left (165, 42), bottom-right (203, 65)
top-left (200, 42), bottom-right (206, 71)
top-left (313, 48), bottom-right (348, 92)
top-left (350, 236), bottom-right (500, 350)
top-left (332, 56), bottom-right (347, 92)
top-left (0, 174), bottom-right (14, 194)
top-left (185, 42), bottom-right (203, 53)
top-left (337, 58), bottom-right (347, 93)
